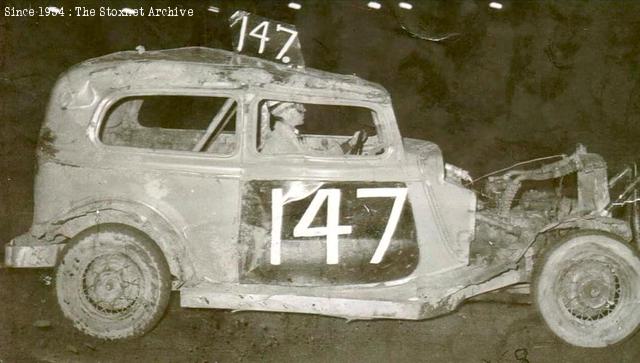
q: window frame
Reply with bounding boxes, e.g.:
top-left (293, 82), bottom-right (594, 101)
top-left (248, 94), bottom-right (396, 162)
top-left (92, 89), bottom-right (243, 160)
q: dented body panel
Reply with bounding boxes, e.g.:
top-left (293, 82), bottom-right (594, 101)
top-left (5, 47), bottom-right (631, 322)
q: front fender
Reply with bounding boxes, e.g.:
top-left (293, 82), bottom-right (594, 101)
top-left (519, 215), bottom-right (632, 278)
top-left (538, 215), bottom-right (632, 242)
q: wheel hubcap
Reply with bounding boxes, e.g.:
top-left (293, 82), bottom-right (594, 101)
top-left (82, 253), bottom-right (143, 314)
top-left (560, 259), bottom-right (621, 321)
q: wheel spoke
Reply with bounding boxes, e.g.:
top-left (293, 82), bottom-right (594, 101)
top-left (559, 259), bottom-right (621, 321)
top-left (80, 252), bottom-right (145, 315)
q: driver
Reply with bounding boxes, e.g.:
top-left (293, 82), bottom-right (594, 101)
top-left (260, 102), bottom-right (366, 155)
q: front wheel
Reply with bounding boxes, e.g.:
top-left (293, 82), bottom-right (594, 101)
top-left (56, 224), bottom-right (171, 339)
top-left (534, 231), bottom-right (640, 347)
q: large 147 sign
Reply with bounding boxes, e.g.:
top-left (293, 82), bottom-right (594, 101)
top-left (229, 10), bottom-right (305, 67)
top-left (270, 187), bottom-right (408, 265)
top-left (239, 181), bottom-right (418, 285)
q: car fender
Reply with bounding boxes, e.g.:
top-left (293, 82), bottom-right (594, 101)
top-left (32, 198), bottom-right (196, 286)
top-left (537, 215), bottom-right (632, 243)
top-left (520, 215), bottom-right (633, 276)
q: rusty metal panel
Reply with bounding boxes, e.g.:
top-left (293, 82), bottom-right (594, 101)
top-left (4, 243), bottom-right (64, 268)
top-left (576, 153), bottom-right (610, 212)
top-left (239, 180), bottom-right (418, 285)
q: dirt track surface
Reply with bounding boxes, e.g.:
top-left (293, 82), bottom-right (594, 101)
top-left (1, 269), bottom-right (639, 362)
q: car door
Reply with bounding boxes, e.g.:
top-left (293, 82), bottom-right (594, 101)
top-left (239, 96), bottom-right (420, 286)
top-left (94, 91), bottom-right (245, 283)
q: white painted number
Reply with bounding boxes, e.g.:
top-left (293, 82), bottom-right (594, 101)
top-left (248, 21), bottom-right (270, 54)
top-left (275, 24), bottom-right (299, 62)
top-left (235, 14), bottom-right (248, 52)
top-left (293, 189), bottom-right (353, 264)
top-left (270, 187), bottom-right (408, 265)
top-left (356, 188), bottom-right (408, 264)
top-left (234, 15), bottom-right (299, 63)
top-left (270, 188), bottom-right (285, 265)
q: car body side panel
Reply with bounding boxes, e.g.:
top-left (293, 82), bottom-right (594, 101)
top-left (405, 181), bottom-right (471, 275)
top-left (424, 180), bottom-right (476, 266)
top-left (402, 139), bottom-right (476, 274)
top-left (33, 159), bottom-right (242, 284)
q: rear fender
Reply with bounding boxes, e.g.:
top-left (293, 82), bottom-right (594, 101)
top-left (32, 199), bottom-right (195, 286)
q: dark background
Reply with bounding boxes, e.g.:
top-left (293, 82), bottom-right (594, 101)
top-left (1, 1), bottom-right (640, 361)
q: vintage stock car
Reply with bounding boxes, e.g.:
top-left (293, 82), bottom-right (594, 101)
top-left (4, 45), bottom-right (640, 348)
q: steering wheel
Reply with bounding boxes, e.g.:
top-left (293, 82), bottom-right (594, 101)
top-left (349, 129), bottom-right (368, 155)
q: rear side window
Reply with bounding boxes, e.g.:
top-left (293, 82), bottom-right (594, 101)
top-left (100, 95), bottom-right (237, 155)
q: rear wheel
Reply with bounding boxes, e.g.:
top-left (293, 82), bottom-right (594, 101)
top-left (56, 224), bottom-right (171, 339)
top-left (534, 231), bottom-right (640, 347)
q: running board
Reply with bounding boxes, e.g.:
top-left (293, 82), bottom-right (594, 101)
top-left (180, 287), bottom-right (424, 320)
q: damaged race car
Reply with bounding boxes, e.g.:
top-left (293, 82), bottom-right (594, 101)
top-left (4, 46), bottom-right (640, 348)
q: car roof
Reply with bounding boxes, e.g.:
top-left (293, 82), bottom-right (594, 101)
top-left (61, 46), bottom-right (390, 102)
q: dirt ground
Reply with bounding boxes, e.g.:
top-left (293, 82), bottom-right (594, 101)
top-left (1, 268), bottom-right (639, 363)
top-left (2, 1), bottom-right (640, 362)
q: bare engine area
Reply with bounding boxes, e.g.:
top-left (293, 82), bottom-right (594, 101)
top-left (469, 145), bottom-right (634, 268)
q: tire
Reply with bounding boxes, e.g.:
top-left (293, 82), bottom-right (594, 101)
top-left (55, 224), bottom-right (171, 339)
top-left (534, 231), bottom-right (640, 347)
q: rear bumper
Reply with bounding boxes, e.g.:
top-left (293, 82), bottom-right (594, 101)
top-left (4, 234), bottom-right (64, 268)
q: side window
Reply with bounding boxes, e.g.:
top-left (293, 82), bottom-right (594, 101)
top-left (100, 95), bottom-right (237, 155)
top-left (256, 100), bottom-right (385, 157)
